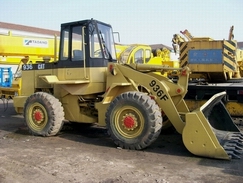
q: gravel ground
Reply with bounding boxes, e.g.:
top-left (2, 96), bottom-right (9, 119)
top-left (0, 100), bottom-right (243, 183)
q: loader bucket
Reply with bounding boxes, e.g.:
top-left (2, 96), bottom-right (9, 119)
top-left (182, 91), bottom-right (243, 160)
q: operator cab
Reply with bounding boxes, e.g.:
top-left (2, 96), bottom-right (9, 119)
top-left (58, 19), bottom-right (117, 67)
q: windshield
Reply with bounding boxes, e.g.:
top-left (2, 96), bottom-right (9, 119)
top-left (96, 23), bottom-right (116, 60)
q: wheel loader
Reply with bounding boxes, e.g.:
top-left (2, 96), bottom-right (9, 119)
top-left (6, 19), bottom-right (243, 160)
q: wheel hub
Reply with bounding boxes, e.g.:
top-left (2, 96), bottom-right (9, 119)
top-left (122, 113), bottom-right (138, 130)
top-left (33, 109), bottom-right (44, 124)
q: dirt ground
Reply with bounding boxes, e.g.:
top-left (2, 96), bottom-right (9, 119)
top-left (0, 100), bottom-right (243, 183)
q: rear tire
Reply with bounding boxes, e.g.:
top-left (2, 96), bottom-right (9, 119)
top-left (105, 91), bottom-right (162, 150)
top-left (24, 92), bottom-right (64, 136)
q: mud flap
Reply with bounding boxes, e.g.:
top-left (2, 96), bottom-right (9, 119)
top-left (182, 92), bottom-right (243, 160)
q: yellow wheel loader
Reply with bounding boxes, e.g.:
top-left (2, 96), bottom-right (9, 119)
top-left (5, 19), bottom-right (243, 160)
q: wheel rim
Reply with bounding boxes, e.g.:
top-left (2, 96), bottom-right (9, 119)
top-left (27, 102), bottom-right (48, 131)
top-left (114, 106), bottom-right (144, 139)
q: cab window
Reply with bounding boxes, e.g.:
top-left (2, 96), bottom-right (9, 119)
top-left (134, 49), bottom-right (144, 63)
top-left (60, 25), bottom-right (84, 61)
top-left (60, 28), bottom-right (69, 60)
top-left (89, 24), bottom-right (102, 58)
top-left (71, 26), bottom-right (83, 61)
top-left (145, 49), bottom-right (151, 63)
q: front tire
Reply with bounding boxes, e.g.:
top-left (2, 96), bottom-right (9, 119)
top-left (105, 92), bottom-right (162, 150)
top-left (24, 92), bottom-right (64, 136)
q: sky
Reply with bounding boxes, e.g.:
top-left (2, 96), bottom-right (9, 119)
top-left (1, 0), bottom-right (243, 47)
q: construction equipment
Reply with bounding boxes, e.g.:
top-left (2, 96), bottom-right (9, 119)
top-left (116, 43), bottom-right (179, 67)
top-left (0, 67), bottom-right (12, 87)
top-left (172, 27), bottom-right (243, 120)
top-left (1, 19), bottom-right (243, 160)
top-left (116, 43), bottom-right (152, 64)
top-left (116, 43), bottom-right (179, 79)
top-left (0, 30), bottom-right (59, 94)
top-left (172, 27), bottom-right (243, 82)
top-left (0, 31), bottom-right (58, 65)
